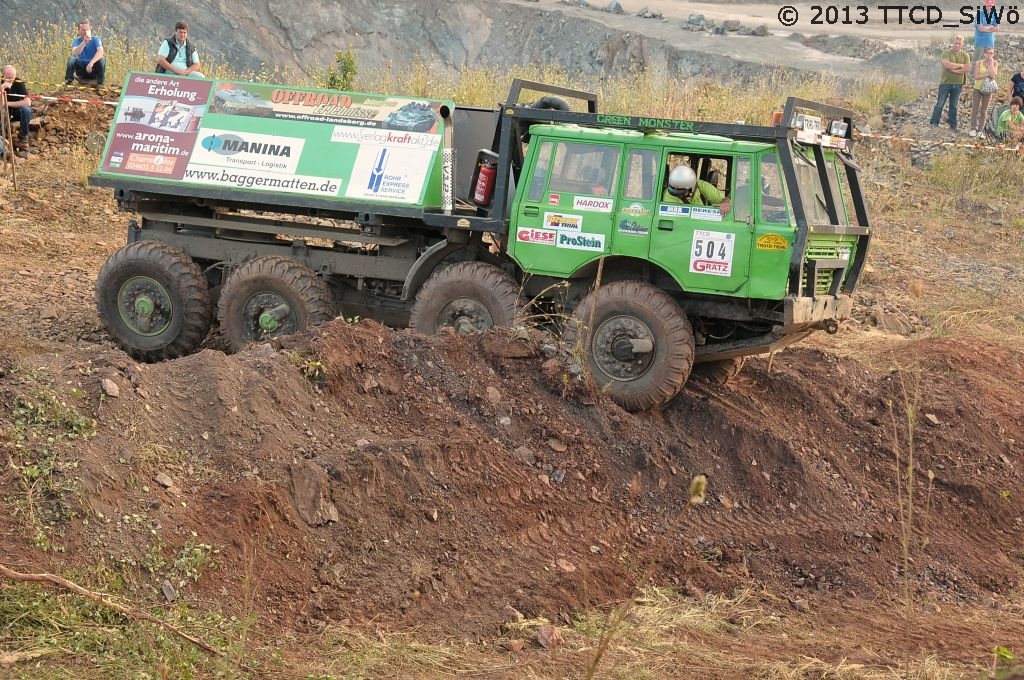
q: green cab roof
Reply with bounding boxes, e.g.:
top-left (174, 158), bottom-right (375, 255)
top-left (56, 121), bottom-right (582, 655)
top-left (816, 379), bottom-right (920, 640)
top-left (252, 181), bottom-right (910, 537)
top-left (527, 123), bottom-right (775, 153)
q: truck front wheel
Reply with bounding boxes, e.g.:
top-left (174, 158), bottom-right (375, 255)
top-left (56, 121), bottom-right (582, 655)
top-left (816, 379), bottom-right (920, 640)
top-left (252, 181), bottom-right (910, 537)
top-left (218, 257), bottom-right (334, 352)
top-left (409, 262), bottom-right (522, 334)
top-left (95, 241), bottom-right (212, 362)
top-left (569, 282), bottom-right (694, 411)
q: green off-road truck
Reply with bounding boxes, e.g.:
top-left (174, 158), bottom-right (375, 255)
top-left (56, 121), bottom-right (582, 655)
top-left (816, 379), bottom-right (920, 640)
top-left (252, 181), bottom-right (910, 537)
top-left (91, 74), bottom-right (870, 411)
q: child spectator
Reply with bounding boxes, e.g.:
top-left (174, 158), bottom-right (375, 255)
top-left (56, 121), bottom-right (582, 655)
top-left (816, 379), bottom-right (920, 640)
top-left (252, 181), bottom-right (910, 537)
top-left (996, 97), bottom-right (1024, 143)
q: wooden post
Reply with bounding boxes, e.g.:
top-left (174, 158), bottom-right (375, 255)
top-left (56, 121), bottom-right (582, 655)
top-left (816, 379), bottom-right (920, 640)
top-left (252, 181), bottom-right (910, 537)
top-left (0, 90), bottom-right (18, 189)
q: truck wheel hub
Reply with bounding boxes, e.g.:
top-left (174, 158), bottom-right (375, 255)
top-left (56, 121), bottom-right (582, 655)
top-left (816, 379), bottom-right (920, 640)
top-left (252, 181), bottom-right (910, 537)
top-left (243, 293), bottom-right (297, 340)
top-left (591, 316), bottom-right (654, 381)
top-left (438, 297), bottom-right (493, 334)
top-left (117, 276), bottom-right (172, 336)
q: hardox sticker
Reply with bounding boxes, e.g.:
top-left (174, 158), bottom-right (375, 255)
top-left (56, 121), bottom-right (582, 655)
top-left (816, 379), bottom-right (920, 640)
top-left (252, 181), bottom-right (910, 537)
top-left (572, 196), bottom-right (613, 213)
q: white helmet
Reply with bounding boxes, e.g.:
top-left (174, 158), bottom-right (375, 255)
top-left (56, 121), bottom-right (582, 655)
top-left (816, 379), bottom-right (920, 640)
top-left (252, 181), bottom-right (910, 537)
top-left (667, 166), bottom-right (697, 195)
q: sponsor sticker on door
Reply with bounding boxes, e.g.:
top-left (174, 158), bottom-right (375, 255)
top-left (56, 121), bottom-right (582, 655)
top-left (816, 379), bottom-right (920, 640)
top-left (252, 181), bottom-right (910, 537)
top-left (517, 228), bottom-right (556, 245)
top-left (689, 229), bottom-right (735, 277)
top-left (557, 232), bottom-right (605, 252)
top-left (572, 196), bottom-right (613, 213)
top-left (544, 212), bottom-right (583, 232)
top-left (755, 233), bottom-right (789, 251)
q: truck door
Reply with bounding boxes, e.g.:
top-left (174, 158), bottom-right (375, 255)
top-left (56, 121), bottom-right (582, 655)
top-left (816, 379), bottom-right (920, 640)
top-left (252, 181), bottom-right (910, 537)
top-left (745, 153), bottom-right (795, 300)
top-left (649, 153), bottom-right (751, 295)
top-left (510, 140), bottom-right (619, 278)
top-left (610, 147), bottom-right (659, 258)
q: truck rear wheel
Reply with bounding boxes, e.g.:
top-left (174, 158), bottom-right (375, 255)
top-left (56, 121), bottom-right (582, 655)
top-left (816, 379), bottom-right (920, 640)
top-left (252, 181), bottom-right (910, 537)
top-left (96, 241), bottom-right (212, 362)
top-left (409, 262), bottom-right (522, 334)
top-left (692, 357), bottom-right (746, 384)
top-left (569, 282), bottom-right (694, 411)
top-left (218, 256), bottom-right (334, 352)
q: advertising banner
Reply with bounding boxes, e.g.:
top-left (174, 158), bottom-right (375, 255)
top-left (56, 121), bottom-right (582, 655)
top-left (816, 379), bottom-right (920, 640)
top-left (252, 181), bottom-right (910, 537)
top-left (97, 73), bottom-right (451, 206)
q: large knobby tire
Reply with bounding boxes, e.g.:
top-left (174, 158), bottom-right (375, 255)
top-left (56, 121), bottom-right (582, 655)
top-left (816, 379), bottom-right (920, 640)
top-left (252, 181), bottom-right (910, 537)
top-left (569, 281), bottom-right (694, 411)
top-left (692, 357), bottom-right (746, 385)
top-left (409, 261), bottom-right (522, 335)
top-left (95, 241), bottom-right (212, 362)
top-left (218, 256), bottom-right (334, 352)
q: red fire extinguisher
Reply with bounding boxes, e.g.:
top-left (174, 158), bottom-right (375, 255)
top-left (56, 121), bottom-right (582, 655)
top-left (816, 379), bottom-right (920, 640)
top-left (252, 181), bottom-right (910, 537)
top-left (471, 151), bottom-right (498, 207)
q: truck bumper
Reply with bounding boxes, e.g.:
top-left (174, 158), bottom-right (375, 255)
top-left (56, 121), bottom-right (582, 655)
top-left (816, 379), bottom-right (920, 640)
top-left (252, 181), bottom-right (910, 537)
top-left (784, 293), bottom-right (853, 327)
top-left (693, 294), bottom-right (854, 363)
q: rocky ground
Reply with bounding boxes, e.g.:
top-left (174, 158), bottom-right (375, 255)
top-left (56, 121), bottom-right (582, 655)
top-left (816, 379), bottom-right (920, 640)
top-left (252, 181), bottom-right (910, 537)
top-left (0, 78), bottom-right (1022, 678)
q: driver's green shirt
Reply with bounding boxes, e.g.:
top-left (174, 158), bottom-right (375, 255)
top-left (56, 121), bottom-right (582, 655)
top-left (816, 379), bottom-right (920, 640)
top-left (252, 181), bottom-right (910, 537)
top-left (661, 179), bottom-right (725, 206)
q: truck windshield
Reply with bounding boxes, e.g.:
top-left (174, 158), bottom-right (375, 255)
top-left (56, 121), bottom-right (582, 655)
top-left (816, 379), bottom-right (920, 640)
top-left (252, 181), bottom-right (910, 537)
top-left (792, 147), bottom-right (851, 226)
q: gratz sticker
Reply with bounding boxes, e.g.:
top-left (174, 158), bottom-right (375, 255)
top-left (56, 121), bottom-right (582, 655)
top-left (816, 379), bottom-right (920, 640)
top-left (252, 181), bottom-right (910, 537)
top-left (689, 230), bottom-right (735, 277)
top-left (544, 212), bottom-right (583, 232)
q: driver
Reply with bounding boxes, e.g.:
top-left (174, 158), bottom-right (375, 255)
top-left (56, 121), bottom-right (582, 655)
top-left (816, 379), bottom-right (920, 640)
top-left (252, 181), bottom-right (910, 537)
top-left (662, 165), bottom-right (730, 215)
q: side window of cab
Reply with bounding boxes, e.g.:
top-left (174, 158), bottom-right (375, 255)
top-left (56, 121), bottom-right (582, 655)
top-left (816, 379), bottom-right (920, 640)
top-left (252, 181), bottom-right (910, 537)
top-left (527, 141), bottom-right (554, 202)
top-left (760, 154), bottom-right (790, 224)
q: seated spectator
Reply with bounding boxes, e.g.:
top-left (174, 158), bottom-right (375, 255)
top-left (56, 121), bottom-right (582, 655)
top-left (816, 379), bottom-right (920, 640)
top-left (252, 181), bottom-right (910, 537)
top-left (996, 96), bottom-right (1024, 143)
top-left (156, 21), bottom-right (205, 78)
top-left (65, 19), bottom-right (106, 86)
top-left (1, 64), bottom-right (31, 155)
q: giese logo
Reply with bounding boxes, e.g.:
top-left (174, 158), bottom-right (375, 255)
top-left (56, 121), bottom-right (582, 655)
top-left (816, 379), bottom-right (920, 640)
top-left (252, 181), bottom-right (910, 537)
top-left (517, 228), bottom-right (556, 245)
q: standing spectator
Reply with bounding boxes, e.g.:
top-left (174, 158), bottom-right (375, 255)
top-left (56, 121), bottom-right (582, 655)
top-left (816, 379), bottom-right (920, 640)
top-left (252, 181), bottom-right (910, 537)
top-left (974, 0), bottom-right (999, 64)
top-left (65, 19), bottom-right (106, 86)
top-left (969, 47), bottom-right (999, 137)
top-left (996, 97), bottom-right (1024, 143)
top-left (930, 35), bottom-right (971, 132)
top-left (156, 21), bottom-right (205, 78)
top-left (1, 64), bottom-right (31, 155)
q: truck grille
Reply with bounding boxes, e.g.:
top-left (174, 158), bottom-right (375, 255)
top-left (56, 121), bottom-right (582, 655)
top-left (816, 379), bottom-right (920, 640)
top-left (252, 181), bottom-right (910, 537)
top-left (802, 244), bottom-right (841, 296)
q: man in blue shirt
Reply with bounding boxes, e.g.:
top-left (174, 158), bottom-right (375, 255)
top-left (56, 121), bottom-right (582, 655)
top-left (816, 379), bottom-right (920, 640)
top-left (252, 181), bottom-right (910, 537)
top-left (64, 20), bottom-right (106, 86)
top-left (974, 0), bottom-right (999, 63)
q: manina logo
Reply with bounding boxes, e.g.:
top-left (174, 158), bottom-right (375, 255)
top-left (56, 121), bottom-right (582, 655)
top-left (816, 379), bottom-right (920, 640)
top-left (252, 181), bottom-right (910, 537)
top-left (201, 133), bottom-right (292, 157)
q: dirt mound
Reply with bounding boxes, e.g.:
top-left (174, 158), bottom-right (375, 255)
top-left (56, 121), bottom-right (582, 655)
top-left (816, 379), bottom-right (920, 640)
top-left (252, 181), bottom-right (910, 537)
top-left (3, 316), bottom-right (1021, 637)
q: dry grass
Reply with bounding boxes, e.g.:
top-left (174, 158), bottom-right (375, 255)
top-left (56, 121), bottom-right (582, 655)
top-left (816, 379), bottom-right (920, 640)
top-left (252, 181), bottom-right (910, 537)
top-left (264, 588), bottom-right (1011, 680)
